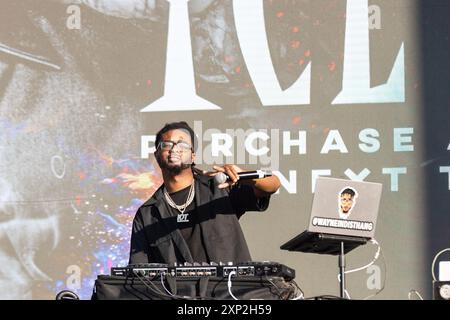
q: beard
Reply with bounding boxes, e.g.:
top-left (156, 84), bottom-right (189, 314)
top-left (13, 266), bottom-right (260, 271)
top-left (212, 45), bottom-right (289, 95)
top-left (156, 154), bottom-right (192, 175)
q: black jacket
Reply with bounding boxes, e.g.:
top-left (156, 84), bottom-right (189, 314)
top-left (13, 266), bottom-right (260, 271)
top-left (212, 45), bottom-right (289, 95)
top-left (129, 174), bottom-right (270, 264)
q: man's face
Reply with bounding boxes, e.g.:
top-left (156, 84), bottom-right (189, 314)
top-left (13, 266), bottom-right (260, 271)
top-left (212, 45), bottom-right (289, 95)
top-left (340, 193), bottom-right (354, 213)
top-left (155, 129), bottom-right (195, 175)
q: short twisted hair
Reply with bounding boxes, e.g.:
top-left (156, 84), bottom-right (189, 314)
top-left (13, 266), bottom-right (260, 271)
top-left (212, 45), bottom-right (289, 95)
top-left (155, 121), bottom-right (197, 152)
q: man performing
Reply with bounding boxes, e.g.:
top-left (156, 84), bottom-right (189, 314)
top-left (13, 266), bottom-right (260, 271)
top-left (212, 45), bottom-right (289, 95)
top-left (129, 121), bottom-right (280, 264)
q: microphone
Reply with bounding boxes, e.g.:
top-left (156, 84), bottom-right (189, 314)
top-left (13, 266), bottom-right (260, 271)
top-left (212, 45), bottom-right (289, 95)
top-left (214, 170), bottom-right (272, 184)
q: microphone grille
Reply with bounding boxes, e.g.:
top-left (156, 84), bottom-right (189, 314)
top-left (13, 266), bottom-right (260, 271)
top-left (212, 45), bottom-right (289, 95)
top-left (214, 172), bottom-right (227, 185)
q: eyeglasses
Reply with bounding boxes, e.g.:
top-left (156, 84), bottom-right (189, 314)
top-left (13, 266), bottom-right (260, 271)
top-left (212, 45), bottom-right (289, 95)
top-left (157, 140), bottom-right (193, 151)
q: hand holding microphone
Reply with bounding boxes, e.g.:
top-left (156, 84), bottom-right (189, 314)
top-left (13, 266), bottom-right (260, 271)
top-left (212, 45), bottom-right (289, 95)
top-left (198, 164), bottom-right (272, 189)
top-left (214, 169), bottom-right (273, 184)
top-left (218, 164), bottom-right (240, 185)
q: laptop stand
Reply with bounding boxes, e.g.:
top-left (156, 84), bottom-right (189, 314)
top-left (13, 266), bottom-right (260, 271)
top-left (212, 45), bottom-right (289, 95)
top-left (280, 231), bottom-right (369, 299)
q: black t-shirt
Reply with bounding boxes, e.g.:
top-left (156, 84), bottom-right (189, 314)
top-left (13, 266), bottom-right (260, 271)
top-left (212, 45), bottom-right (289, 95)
top-left (166, 185), bottom-right (209, 263)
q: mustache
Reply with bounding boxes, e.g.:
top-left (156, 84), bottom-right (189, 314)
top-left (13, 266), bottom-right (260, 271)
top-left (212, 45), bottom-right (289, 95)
top-left (156, 153), bottom-right (192, 166)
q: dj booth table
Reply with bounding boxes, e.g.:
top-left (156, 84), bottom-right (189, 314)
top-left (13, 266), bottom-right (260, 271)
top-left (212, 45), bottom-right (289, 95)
top-left (92, 275), bottom-right (296, 300)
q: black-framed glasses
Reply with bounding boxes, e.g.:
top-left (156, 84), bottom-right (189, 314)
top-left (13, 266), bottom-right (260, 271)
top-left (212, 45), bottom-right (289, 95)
top-left (157, 140), bottom-right (193, 151)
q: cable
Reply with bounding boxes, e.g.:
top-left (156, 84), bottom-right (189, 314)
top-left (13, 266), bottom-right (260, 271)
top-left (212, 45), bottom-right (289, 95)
top-left (344, 289), bottom-right (352, 299)
top-left (227, 271), bottom-right (239, 300)
top-left (431, 248), bottom-right (450, 281)
top-left (133, 270), bottom-right (224, 300)
top-left (262, 275), bottom-right (305, 300)
top-left (267, 277), bottom-right (305, 300)
top-left (344, 239), bottom-right (381, 276)
top-left (264, 276), bottom-right (285, 299)
top-left (362, 247), bottom-right (387, 300)
top-left (158, 273), bottom-right (218, 300)
top-left (133, 271), bottom-right (178, 300)
top-left (290, 289), bottom-right (304, 300)
top-left (338, 239), bottom-right (380, 277)
top-left (336, 238), bottom-right (384, 300)
top-left (289, 280), bottom-right (305, 300)
top-left (408, 290), bottom-right (424, 300)
top-left (135, 271), bottom-right (219, 300)
top-left (160, 273), bottom-right (176, 297)
top-left (133, 271), bottom-right (203, 300)
top-left (290, 293), bottom-right (304, 300)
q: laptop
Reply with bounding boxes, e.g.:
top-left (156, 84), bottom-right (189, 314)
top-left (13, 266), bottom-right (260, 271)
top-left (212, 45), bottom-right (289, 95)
top-left (280, 177), bottom-right (383, 255)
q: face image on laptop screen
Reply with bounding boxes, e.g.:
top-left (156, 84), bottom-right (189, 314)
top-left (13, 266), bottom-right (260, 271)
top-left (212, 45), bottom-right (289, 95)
top-left (308, 177), bottom-right (383, 238)
top-left (338, 186), bottom-right (358, 219)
